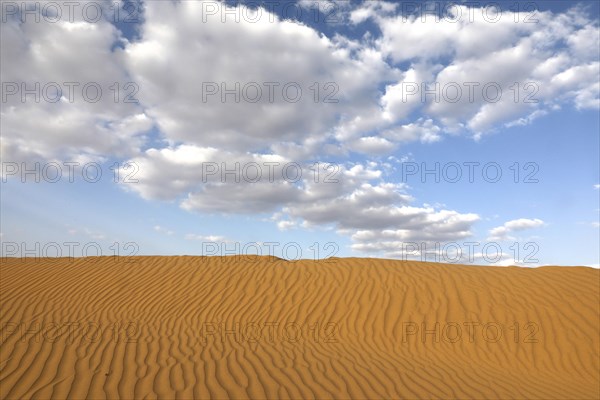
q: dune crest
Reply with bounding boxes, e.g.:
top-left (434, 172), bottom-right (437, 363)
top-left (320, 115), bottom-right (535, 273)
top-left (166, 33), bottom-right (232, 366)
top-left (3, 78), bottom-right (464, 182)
top-left (1, 256), bottom-right (599, 399)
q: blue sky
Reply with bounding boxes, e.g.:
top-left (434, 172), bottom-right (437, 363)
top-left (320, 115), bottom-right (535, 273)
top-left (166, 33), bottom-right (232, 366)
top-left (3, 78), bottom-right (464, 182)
top-left (1, 0), bottom-right (599, 266)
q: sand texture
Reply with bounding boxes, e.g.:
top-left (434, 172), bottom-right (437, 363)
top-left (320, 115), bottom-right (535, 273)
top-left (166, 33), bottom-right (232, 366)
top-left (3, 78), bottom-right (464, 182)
top-left (1, 256), bottom-right (599, 399)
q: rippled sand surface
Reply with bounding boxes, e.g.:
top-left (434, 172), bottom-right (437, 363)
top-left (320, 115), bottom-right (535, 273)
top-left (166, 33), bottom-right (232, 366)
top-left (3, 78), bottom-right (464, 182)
top-left (1, 256), bottom-right (598, 399)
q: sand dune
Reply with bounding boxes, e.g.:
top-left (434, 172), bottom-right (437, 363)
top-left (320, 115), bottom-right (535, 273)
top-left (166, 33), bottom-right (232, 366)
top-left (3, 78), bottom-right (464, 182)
top-left (1, 256), bottom-right (598, 399)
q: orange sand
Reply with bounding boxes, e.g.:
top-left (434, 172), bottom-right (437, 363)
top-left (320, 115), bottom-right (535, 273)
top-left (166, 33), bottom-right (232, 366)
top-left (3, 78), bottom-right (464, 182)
top-left (1, 256), bottom-right (598, 399)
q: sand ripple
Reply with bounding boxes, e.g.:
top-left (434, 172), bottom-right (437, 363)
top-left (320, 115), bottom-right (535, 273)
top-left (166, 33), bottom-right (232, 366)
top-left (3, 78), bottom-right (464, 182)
top-left (1, 256), bottom-right (598, 399)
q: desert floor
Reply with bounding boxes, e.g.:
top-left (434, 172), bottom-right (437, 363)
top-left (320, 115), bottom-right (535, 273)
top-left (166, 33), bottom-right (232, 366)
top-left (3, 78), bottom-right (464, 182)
top-left (1, 256), bottom-right (599, 399)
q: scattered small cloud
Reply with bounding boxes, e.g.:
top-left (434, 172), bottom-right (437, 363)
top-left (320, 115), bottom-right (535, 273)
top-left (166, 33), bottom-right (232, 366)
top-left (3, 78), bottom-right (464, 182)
top-left (276, 220), bottom-right (297, 231)
top-left (154, 225), bottom-right (174, 236)
top-left (488, 218), bottom-right (545, 241)
top-left (184, 234), bottom-right (228, 242)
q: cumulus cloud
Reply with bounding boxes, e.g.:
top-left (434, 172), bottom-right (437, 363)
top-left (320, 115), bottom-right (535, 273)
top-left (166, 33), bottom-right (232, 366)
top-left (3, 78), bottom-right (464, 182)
top-left (118, 145), bottom-right (300, 206)
top-left (122, 0), bottom-right (395, 156)
top-left (346, 207), bottom-right (480, 261)
top-left (488, 218), bottom-right (545, 241)
top-left (349, 1), bottom-right (398, 24)
top-left (0, 2), bottom-right (152, 162)
top-left (120, 145), bottom-right (480, 248)
top-left (4, 1), bottom-right (598, 162)
top-left (3, 1), bottom-right (598, 259)
top-left (362, 4), bottom-right (600, 136)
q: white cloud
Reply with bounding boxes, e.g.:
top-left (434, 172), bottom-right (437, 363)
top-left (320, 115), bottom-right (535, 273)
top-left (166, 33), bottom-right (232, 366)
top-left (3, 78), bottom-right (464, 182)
top-left (184, 234), bottom-right (228, 242)
top-left (65, 227), bottom-right (106, 240)
top-left (297, 0), bottom-right (352, 24)
top-left (1, 4), bottom-right (152, 162)
top-left (345, 136), bottom-right (397, 154)
top-left (382, 118), bottom-right (442, 144)
top-left (5, 1), bottom-right (597, 163)
top-left (276, 220), bottom-right (297, 231)
top-left (488, 218), bottom-right (545, 241)
top-left (154, 225), bottom-right (174, 236)
top-left (122, 0), bottom-right (395, 156)
top-left (121, 146), bottom-right (479, 245)
top-left (349, 1), bottom-right (398, 25)
top-left (374, 6), bottom-right (534, 63)
top-left (366, 5), bottom-right (600, 137)
top-left (3, 1), bottom-right (598, 261)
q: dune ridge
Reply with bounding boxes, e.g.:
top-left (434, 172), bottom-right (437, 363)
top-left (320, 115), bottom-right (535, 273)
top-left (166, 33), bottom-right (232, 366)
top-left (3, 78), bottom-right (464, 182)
top-left (1, 256), bottom-right (599, 399)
